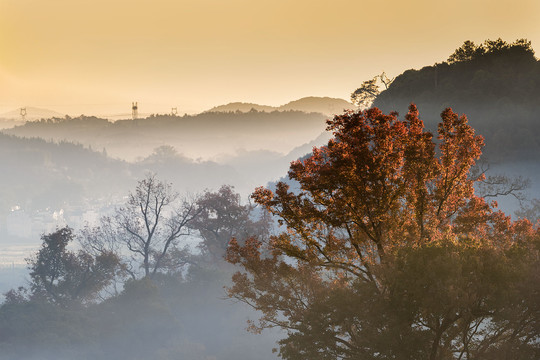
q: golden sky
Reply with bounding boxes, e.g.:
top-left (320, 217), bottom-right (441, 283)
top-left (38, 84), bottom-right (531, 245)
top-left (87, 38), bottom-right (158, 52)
top-left (1, 0), bottom-right (539, 116)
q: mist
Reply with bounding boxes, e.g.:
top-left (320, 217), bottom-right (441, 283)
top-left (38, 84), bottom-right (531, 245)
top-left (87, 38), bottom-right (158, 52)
top-left (1, 38), bottom-right (539, 360)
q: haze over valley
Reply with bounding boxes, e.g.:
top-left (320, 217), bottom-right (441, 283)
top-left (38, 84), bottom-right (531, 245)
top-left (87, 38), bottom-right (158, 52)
top-left (1, 0), bottom-right (539, 358)
top-left (1, 39), bottom-right (539, 285)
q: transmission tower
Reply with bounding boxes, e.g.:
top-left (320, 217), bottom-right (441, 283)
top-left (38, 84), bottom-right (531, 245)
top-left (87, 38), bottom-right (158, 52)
top-left (171, 107), bottom-right (178, 116)
top-left (20, 107), bottom-right (27, 122)
top-left (132, 102), bottom-right (138, 120)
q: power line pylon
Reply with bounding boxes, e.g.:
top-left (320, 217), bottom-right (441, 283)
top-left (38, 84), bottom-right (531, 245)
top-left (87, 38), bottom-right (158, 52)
top-left (20, 107), bottom-right (27, 122)
top-left (132, 102), bottom-right (138, 120)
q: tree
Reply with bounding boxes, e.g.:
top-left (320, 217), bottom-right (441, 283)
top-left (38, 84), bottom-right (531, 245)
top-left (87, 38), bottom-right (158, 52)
top-left (105, 174), bottom-right (200, 278)
top-left (227, 105), bottom-right (540, 359)
top-left (190, 185), bottom-right (270, 265)
top-left (351, 72), bottom-right (394, 109)
top-left (447, 38), bottom-right (535, 64)
top-left (516, 198), bottom-right (540, 225)
top-left (447, 40), bottom-right (484, 64)
top-left (26, 227), bottom-right (120, 307)
top-left (143, 145), bottom-right (185, 164)
top-left (350, 77), bottom-right (379, 109)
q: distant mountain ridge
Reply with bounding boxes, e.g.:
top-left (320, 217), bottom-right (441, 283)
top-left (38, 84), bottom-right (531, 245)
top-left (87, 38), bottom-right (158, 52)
top-left (207, 102), bottom-right (276, 113)
top-left (1, 97), bottom-right (354, 123)
top-left (0, 107), bottom-right (65, 121)
top-left (207, 96), bottom-right (356, 116)
top-left (4, 111), bottom-right (328, 162)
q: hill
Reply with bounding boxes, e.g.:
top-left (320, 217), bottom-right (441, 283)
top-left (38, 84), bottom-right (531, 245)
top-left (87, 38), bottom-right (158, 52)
top-left (372, 38), bottom-right (540, 162)
top-left (0, 107), bottom-right (65, 121)
top-left (0, 119), bottom-right (23, 131)
top-left (0, 134), bottom-right (248, 245)
top-left (4, 111), bottom-right (327, 161)
top-left (278, 96), bottom-right (355, 116)
top-left (206, 102), bottom-right (275, 113)
top-left (206, 96), bottom-right (355, 116)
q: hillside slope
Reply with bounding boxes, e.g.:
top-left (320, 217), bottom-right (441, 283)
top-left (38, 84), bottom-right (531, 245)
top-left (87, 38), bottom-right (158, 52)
top-left (207, 96), bottom-right (355, 116)
top-left (4, 111), bottom-right (327, 161)
top-left (0, 107), bottom-right (65, 121)
top-left (373, 39), bottom-right (540, 162)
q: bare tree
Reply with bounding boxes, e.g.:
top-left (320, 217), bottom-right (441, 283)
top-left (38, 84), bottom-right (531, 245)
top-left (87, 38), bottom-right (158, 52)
top-left (105, 174), bottom-right (200, 278)
top-left (472, 160), bottom-right (530, 205)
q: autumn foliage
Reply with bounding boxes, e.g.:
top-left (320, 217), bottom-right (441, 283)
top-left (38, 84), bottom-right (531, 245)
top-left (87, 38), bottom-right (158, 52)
top-left (227, 105), bottom-right (540, 360)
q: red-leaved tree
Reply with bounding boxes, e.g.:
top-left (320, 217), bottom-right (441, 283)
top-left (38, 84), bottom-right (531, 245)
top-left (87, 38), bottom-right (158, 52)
top-left (227, 105), bottom-right (540, 360)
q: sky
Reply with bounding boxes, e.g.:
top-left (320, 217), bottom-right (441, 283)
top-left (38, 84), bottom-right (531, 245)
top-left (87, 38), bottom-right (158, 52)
top-left (1, 0), bottom-right (539, 116)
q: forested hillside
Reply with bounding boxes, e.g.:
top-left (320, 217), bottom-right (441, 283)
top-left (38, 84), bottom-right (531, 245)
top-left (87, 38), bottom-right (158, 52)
top-left (0, 135), bottom-right (244, 247)
top-left (0, 135), bottom-right (242, 211)
top-left (0, 134), bottom-right (128, 212)
top-left (373, 39), bottom-right (540, 162)
top-left (4, 110), bottom-right (327, 161)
